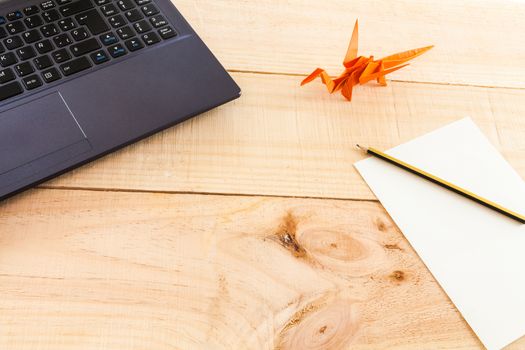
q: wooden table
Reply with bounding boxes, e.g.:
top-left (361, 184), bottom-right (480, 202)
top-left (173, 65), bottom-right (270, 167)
top-left (2, 1), bottom-right (524, 349)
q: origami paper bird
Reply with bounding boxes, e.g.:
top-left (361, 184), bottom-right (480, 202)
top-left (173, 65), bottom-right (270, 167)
top-left (301, 20), bottom-right (433, 101)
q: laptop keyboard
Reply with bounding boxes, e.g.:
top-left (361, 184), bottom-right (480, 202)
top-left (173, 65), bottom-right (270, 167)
top-left (0, 0), bottom-right (178, 102)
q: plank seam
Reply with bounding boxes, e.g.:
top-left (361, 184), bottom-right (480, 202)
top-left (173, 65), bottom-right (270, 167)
top-left (227, 69), bottom-right (525, 91)
top-left (36, 185), bottom-right (379, 203)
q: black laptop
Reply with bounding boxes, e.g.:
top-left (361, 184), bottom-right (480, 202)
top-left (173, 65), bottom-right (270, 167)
top-left (0, 0), bottom-right (241, 200)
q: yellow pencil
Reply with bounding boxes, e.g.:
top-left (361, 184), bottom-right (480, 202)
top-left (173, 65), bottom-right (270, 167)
top-left (357, 145), bottom-right (525, 224)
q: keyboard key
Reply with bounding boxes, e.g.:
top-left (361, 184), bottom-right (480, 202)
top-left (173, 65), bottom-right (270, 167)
top-left (0, 43), bottom-right (4, 54)
top-left (23, 6), bottom-right (41, 16)
top-left (36, 39), bottom-right (54, 54)
top-left (41, 24), bottom-right (59, 37)
top-left (23, 29), bottom-right (42, 44)
top-left (135, 0), bottom-right (150, 5)
top-left (133, 20), bottom-right (151, 33)
top-left (101, 4), bottom-right (118, 17)
top-left (58, 18), bottom-right (76, 31)
top-left (42, 9), bottom-right (60, 22)
top-left (34, 55), bottom-right (53, 69)
top-left (58, 0), bottom-right (72, 3)
top-left (41, 67), bottom-right (61, 82)
top-left (6, 11), bottom-right (24, 22)
top-left (142, 32), bottom-right (160, 45)
top-left (60, 56), bottom-right (91, 76)
top-left (70, 37), bottom-right (100, 56)
top-left (16, 46), bottom-right (37, 60)
top-left (108, 43), bottom-right (126, 58)
top-left (4, 36), bottom-right (23, 50)
top-left (100, 33), bottom-right (118, 46)
top-left (117, 0), bottom-right (135, 11)
top-left (71, 27), bottom-right (89, 41)
top-left (0, 53), bottom-right (18, 67)
top-left (125, 9), bottom-right (143, 22)
top-left (52, 48), bottom-right (70, 63)
top-left (22, 74), bottom-right (43, 90)
top-left (109, 14), bottom-right (126, 28)
top-left (158, 26), bottom-right (176, 39)
top-left (53, 33), bottom-right (71, 47)
top-left (76, 9), bottom-right (110, 35)
top-left (41, 1), bottom-right (56, 10)
top-left (95, 0), bottom-right (110, 5)
top-left (149, 15), bottom-right (167, 28)
top-left (90, 49), bottom-right (109, 64)
top-left (116, 26), bottom-right (134, 40)
top-left (0, 82), bottom-right (23, 101)
top-left (0, 68), bottom-right (15, 83)
top-left (60, 0), bottom-right (93, 17)
top-left (7, 21), bottom-right (26, 35)
top-left (0, 27), bottom-right (7, 39)
top-left (141, 4), bottom-right (158, 16)
top-left (125, 37), bottom-right (143, 51)
top-left (24, 15), bottom-right (44, 28)
top-left (0, 17), bottom-right (5, 26)
top-left (15, 62), bottom-right (35, 77)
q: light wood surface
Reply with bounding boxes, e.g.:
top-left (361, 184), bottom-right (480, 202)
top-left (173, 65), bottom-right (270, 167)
top-left (0, 189), bottom-right (482, 349)
top-left (174, 0), bottom-right (525, 88)
top-left (46, 73), bottom-right (525, 200)
top-left (2, 0), bottom-right (525, 349)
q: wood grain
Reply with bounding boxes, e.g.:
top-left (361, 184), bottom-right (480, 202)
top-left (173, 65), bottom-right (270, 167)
top-left (45, 72), bottom-right (525, 200)
top-left (0, 189), bottom-right (488, 350)
top-left (175, 0), bottom-right (525, 88)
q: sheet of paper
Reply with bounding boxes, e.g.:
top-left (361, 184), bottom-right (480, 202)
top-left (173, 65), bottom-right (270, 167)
top-left (355, 118), bottom-right (525, 350)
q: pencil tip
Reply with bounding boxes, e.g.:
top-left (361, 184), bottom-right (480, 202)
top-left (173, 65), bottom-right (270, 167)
top-left (356, 144), bottom-right (368, 154)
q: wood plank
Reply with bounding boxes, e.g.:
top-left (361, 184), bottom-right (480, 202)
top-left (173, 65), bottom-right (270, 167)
top-left (0, 188), bottom-right (494, 349)
top-left (175, 0), bottom-right (525, 88)
top-left (44, 72), bottom-right (525, 200)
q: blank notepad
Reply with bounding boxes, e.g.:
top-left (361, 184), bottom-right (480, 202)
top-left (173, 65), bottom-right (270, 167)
top-left (355, 118), bottom-right (525, 350)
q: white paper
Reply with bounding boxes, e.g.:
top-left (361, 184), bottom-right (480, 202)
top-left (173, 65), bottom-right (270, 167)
top-left (355, 118), bottom-right (525, 350)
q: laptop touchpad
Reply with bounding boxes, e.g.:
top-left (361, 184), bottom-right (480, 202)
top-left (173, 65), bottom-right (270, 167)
top-left (0, 92), bottom-right (91, 182)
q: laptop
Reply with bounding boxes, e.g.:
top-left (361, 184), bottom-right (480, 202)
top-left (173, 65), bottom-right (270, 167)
top-left (0, 0), bottom-right (241, 200)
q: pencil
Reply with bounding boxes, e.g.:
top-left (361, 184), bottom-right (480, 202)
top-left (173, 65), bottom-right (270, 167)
top-left (357, 144), bottom-right (525, 224)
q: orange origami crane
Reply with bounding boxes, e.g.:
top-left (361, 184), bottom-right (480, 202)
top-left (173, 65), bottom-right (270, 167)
top-left (301, 20), bottom-right (433, 101)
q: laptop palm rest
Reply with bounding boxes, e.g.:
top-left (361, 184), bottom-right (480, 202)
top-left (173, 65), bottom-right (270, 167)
top-left (0, 92), bottom-right (92, 188)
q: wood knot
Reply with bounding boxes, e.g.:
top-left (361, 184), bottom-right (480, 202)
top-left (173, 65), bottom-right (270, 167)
top-left (375, 218), bottom-right (388, 232)
top-left (390, 270), bottom-right (405, 282)
top-left (277, 299), bottom-right (360, 350)
top-left (275, 212), bottom-right (307, 259)
top-left (300, 229), bottom-right (367, 263)
top-left (384, 243), bottom-right (402, 251)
